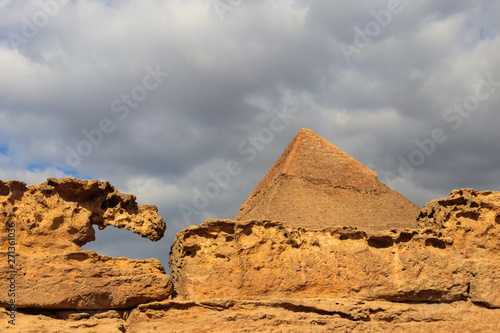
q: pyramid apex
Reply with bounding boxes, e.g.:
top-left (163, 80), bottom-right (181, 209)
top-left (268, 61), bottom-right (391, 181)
top-left (281, 128), bottom-right (379, 190)
top-left (297, 128), bottom-right (316, 136)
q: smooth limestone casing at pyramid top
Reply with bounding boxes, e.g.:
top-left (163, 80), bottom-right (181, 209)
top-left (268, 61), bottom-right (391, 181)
top-left (235, 128), bottom-right (420, 230)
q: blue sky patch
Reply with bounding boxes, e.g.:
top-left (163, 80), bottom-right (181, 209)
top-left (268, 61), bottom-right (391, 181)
top-left (0, 145), bottom-right (9, 155)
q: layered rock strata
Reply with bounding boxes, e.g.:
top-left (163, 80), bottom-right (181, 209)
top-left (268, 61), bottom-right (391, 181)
top-left (170, 219), bottom-right (470, 303)
top-left (1, 251), bottom-right (173, 310)
top-left (3, 298), bottom-right (499, 333)
top-left (417, 188), bottom-right (500, 307)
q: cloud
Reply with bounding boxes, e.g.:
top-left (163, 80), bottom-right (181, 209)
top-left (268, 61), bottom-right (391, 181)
top-left (1, 0), bottom-right (499, 270)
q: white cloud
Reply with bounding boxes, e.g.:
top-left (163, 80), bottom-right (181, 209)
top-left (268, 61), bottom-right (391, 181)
top-left (1, 0), bottom-right (499, 270)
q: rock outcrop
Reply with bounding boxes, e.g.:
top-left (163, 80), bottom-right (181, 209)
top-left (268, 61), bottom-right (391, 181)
top-left (1, 251), bottom-right (173, 310)
top-left (4, 297), bottom-right (499, 333)
top-left (0, 177), bottom-right (165, 254)
top-left (235, 128), bottom-right (420, 230)
top-left (1, 177), bottom-right (499, 332)
top-left (166, 189), bottom-right (499, 331)
top-left (417, 188), bottom-right (500, 308)
top-left (170, 219), bottom-right (468, 302)
top-left (0, 177), bottom-right (173, 311)
top-left (122, 297), bottom-right (500, 332)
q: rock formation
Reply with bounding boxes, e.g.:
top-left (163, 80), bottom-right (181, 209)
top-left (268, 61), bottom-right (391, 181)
top-left (165, 188), bottom-right (499, 331)
top-left (0, 177), bottom-right (173, 312)
top-left (170, 220), bottom-right (467, 302)
top-left (235, 128), bottom-right (420, 230)
top-left (417, 188), bottom-right (500, 308)
top-left (0, 177), bottom-right (165, 254)
top-left (1, 164), bottom-right (499, 330)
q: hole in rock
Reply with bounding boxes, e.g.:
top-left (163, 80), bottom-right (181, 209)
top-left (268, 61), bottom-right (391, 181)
top-left (396, 232), bottom-right (414, 243)
top-left (425, 238), bottom-right (446, 249)
top-left (49, 216), bottom-right (65, 230)
top-left (101, 195), bottom-right (122, 210)
top-left (456, 211), bottom-right (480, 221)
top-left (81, 225), bottom-right (171, 273)
top-left (0, 183), bottom-right (9, 196)
top-left (367, 236), bottom-right (394, 248)
top-left (183, 245), bottom-right (201, 258)
top-left (339, 232), bottom-right (365, 241)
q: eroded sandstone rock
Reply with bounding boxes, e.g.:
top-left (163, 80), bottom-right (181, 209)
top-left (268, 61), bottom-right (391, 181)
top-left (2, 297), bottom-right (499, 333)
top-left (0, 307), bottom-right (127, 333)
top-left (2, 178), bottom-right (499, 331)
top-left (0, 177), bottom-right (165, 253)
top-left (0, 251), bottom-right (173, 310)
top-left (417, 188), bottom-right (500, 257)
top-left (124, 298), bottom-right (500, 333)
top-left (169, 219), bottom-right (469, 302)
top-left (3, 297), bottom-right (498, 333)
top-left (0, 177), bottom-right (172, 311)
top-left (418, 188), bottom-right (500, 308)
top-left (170, 189), bottom-right (500, 309)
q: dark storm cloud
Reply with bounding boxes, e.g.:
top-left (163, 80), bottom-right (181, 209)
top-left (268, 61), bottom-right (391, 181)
top-left (1, 0), bottom-right (499, 269)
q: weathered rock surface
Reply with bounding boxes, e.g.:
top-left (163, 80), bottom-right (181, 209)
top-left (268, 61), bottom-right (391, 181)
top-left (0, 177), bottom-right (173, 311)
top-left (0, 307), bottom-right (127, 333)
top-left (126, 298), bottom-right (500, 332)
top-left (171, 189), bottom-right (499, 310)
top-left (2, 179), bottom-right (499, 332)
top-left (170, 219), bottom-right (469, 302)
top-left (2, 298), bottom-right (499, 333)
top-left (417, 188), bottom-right (500, 257)
top-left (417, 188), bottom-right (500, 308)
top-left (0, 251), bottom-right (173, 310)
top-left (0, 177), bottom-right (165, 254)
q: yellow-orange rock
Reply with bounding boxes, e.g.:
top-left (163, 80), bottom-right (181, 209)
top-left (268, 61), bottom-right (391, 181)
top-left (125, 298), bottom-right (500, 333)
top-left (3, 298), bottom-right (498, 333)
top-left (169, 219), bottom-right (469, 302)
top-left (0, 308), bottom-right (127, 333)
top-left (0, 251), bottom-right (173, 310)
top-left (0, 177), bottom-right (172, 311)
top-left (170, 189), bottom-right (500, 312)
top-left (417, 188), bottom-right (500, 308)
top-left (0, 177), bottom-right (165, 254)
top-left (2, 176), bottom-right (500, 332)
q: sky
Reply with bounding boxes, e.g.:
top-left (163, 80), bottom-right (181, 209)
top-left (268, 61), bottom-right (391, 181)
top-left (1, 0), bottom-right (499, 270)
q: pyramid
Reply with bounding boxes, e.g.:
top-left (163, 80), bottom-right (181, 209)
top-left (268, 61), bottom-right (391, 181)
top-left (235, 128), bottom-right (420, 230)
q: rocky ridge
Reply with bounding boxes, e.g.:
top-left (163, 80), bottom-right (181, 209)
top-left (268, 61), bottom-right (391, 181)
top-left (0, 177), bottom-right (173, 312)
top-left (170, 189), bottom-right (499, 310)
top-left (0, 182), bottom-right (498, 331)
top-left (0, 177), bottom-right (165, 253)
top-left (1, 172), bottom-right (499, 331)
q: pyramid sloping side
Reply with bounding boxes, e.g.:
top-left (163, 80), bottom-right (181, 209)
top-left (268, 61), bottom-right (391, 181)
top-left (235, 128), bottom-right (420, 230)
top-left (237, 174), bottom-right (420, 230)
top-left (236, 129), bottom-right (381, 220)
top-left (235, 131), bottom-right (301, 219)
